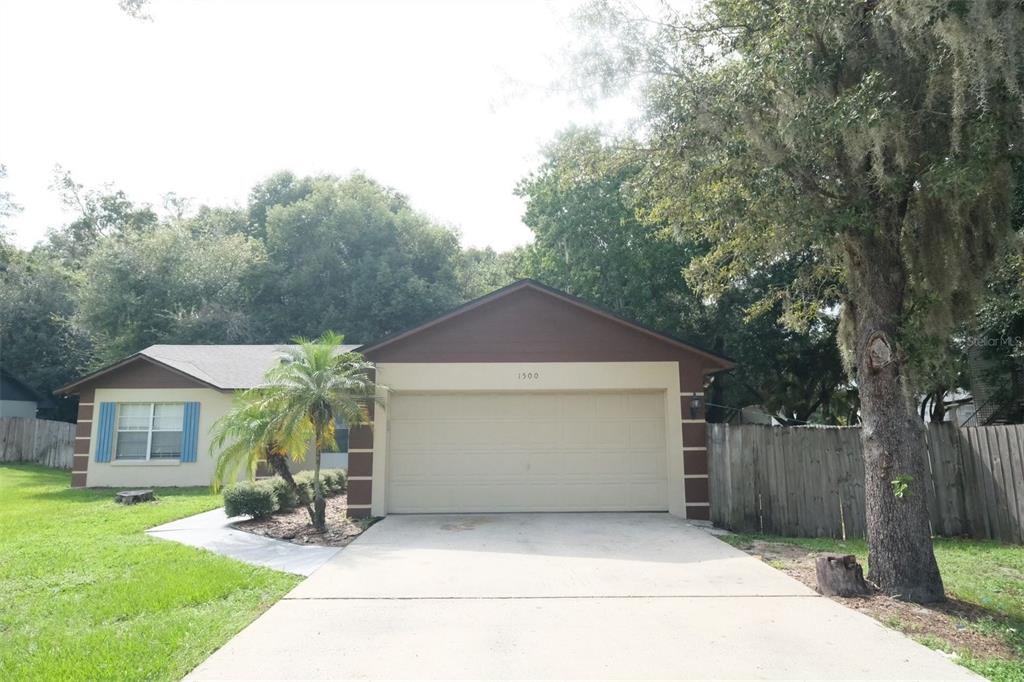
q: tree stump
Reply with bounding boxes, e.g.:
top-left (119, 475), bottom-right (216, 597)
top-left (815, 555), bottom-right (871, 597)
top-left (115, 489), bottom-right (155, 505)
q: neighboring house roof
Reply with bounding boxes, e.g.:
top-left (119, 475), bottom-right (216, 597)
top-left (56, 344), bottom-right (361, 395)
top-left (360, 278), bottom-right (736, 368)
top-left (0, 368), bottom-right (47, 404)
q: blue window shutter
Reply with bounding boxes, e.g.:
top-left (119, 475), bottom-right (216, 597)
top-left (181, 402), bottom-right (200, 462)
top-left (95, 402), bottom-right (116, 463)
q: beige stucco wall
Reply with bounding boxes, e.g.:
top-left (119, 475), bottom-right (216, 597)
top-left (371, 362), bottom-right (685, 517)
top-left (85, 387), bottom-right (336, 488)
top-left (86, 387), bottom-right (234, 488)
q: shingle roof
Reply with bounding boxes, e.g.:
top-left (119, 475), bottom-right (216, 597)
top-left (140, 344), bottom-right (362, 390)
top-left (56, 343), bottom-right (362, 394)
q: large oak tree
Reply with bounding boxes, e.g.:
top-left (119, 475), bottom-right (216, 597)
top-left (577, 0), bottom-right (1023, 601)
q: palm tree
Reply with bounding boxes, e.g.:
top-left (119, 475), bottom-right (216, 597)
top-left (262, 331), bottom-right (380, 531)
top-left (209, 389), bottom-right (315, 522)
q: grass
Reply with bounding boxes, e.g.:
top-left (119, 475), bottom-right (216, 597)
top-left (722, 533), bottom-right (1024, 681)
top-left (0, 464), bottom-right (300, 681)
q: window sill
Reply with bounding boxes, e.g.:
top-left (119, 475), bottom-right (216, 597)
top-left (109, 460), bottom-right (182, 467)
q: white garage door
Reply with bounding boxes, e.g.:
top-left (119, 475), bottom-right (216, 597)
top-left (387, 392), bottom-right (668, 513)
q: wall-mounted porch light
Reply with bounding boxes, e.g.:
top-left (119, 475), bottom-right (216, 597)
top-left (689, 395), bottom-right (703, 418)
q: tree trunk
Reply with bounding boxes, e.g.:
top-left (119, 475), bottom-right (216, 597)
top-left (267, 452), bottom-right (315, 525)
top-left (815, 555), bottom-right (871, 597)
top-left (312, 426), bottom-right (326, 532)
top-left (844, 232), bottom-right (944, 603)
top-left (929, 389), bottom-right (947, 423)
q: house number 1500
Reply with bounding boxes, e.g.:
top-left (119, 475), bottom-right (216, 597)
top-left (516, 371), bottom-right (540, 380)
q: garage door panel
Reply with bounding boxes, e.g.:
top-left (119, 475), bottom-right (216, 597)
top-left (629, 449), bottom-right (667, 476)
top-left (558, 394), bottom-right (597, 419)
top-left (587, 420), bottom-right (631, 448)
top-left (395, 484), bottom-right (450, 510)
top-left (555, 482), bottom-right (620, 507)
top-left (558, 420), bottom-right (596, 448)
top-left (389, 394), bottom-right (438, 420)
top-left (521, 393), bottom-right (560, 418)
top-left (624, 392), bottom-right (663, 417)
top-left (628, 420), bottom-right (664, 449)
top-left (389, 421), bottom-right (425, 449)
top-left (561, 450), bottom-right (627, 474)
top-left (519, 420), bottom-right (561, 446)
top-left (590, 392), bottom-right (627, 415)
top-left (526, 450), bottom-right (571, 475)
top-left (468, 451), bottom-right (529, 475)
top-left (387, 391), bottom-right (668, 513)
top-left (630, 480), bottom-right (669, 507)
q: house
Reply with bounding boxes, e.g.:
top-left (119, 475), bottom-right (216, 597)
top-left (55, 345), bottom-right (357, 490)
top-left (57, 280), bottom-right (734, 520)
top-left (1, 368), bottom-right (50, 418)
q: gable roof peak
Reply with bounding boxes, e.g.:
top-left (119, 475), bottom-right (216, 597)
top-left (360, 278), bottom-right (734, 367)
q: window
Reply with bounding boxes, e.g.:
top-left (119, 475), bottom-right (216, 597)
top-left (115, 403), bottom-right (184, 461)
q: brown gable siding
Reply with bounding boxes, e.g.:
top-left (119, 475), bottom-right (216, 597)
top-left (74, 357), bottom-right (212, 393)
top-left (366, 286), bottom-right (725, 392)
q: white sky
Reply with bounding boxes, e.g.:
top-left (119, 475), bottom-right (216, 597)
top-left (0, 0), bottom-right (640, 251)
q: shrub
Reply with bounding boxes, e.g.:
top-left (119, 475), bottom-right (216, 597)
top-left (325, 469), bottom-right (348, 493)
top-left (319, 469), bottom-right (338, 493)
top-left (293, 469), bottom-right (347, 496)
top-left (267, 476), bottom-right (300, 510)
top-left (293, 470), bottom-right (315, 501)
top-left (223, 481), bottom-right (278, 518)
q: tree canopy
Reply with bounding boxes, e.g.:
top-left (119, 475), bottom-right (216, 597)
top-left (255, 174), bottom-right (465, 342)
top-left (573, 0), bottom-right (1023, 602)
top-left (75, 225), bottom-right (266, 363)
top-left (0, 249), bottom-right (92, 408)
top-left (1, 170), bottom-right (485, 405)
top-left (515, 127), bottom-right (851, 424)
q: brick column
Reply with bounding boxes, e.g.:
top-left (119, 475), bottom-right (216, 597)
top-left (680, 391), bottom-right (710, 520)
top-left (71, 389), bottom-right (94, 488)
top-left (346, 399), bottom-right (373, 519)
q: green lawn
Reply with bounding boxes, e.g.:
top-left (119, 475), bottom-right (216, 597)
top-left (722, 533), bottom-right (1024, 681)
top-left (0, 465), bottom-right (300, 681)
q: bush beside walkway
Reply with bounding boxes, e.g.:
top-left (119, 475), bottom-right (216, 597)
top-left (222, 469), bottom-right (347, 518)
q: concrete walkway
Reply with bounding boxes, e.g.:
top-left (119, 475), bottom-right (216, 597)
top-left (187, 513), bottom-right (978, 680)
top-left (146, 508), bottom-right (339, 576)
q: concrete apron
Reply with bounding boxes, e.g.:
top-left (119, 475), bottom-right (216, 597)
top-left (187, 513), bottom-right (978, 680)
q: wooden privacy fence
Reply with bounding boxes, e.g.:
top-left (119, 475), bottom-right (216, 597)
top-left (0, 417), bottom-right (75, 469)
top-left (708, 422), bottom-right (1024, 545)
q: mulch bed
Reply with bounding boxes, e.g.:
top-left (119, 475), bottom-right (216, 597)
top-left (232, 494), bottom-right (372, 548)
top-left (732, 538), bottom-right (1018, 662)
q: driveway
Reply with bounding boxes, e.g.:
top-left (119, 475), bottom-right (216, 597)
top-left (187, 513), bottom-right (976, 680)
